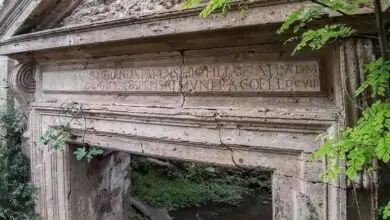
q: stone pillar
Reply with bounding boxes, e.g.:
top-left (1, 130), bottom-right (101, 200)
top-left (0, 56), bottom-right (16, 141)
top-left (69, 150), bottom-right (132, 220)
top-left (340, 37), bottom-right (376, 220)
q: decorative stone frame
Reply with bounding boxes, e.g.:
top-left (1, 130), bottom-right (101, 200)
top-left (32, 104), bottom-right (345, 220)
top-left (0, 0), bottom-right (381, 218)
top-left (12, 41), bottom-right (349, 220)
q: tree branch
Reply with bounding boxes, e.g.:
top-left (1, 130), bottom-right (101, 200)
top-left (373, 0), bottom-right (390, 98)
top-left (374, 0), bottom-right (389, 60)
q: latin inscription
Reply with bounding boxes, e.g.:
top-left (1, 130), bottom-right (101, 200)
top-left (43, 61), bottom-right (321, 93)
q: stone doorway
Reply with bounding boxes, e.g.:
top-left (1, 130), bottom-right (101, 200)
top-left (68, 148), bottom-right (273, 220)
top-left (8, 34), bottom-right (347, 219)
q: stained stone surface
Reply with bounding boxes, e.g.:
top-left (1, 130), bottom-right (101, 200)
top-left (62, 0), bottom-right (184, 26)
top-left (1, 0), bottom-right (373, 218)
top-left (70, 151), bottom-right (131, 220)
top-left (42, 61), bottom-right (320, 94)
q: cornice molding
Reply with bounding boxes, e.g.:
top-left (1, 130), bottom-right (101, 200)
top-left (35, 103), bottom-right (338, 133)
top-left (0, 1), bottom-right (311, 55)
top-left (0, 0), bottom-right (38, 39)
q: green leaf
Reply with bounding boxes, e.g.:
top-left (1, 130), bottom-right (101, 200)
top-left (74, 147), bottom-right (87, 161)
top-left (357, 58), bottom-right (390, 98)
top-left (384, 201), bottom-right (390, 219)
top-left (89, 146), bottom-right (104, 156)
top-left (277, 8), bottom-right (303, 34)
top-left (292, 24), bottom-right (355, 54)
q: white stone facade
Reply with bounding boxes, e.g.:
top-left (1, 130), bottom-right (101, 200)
top-left (0, 0), bottom-right (382, 219)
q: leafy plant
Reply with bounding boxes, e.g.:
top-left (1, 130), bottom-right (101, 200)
top-left (187, 0), bottom-right (390, 218)
top-left (39, 102), bottom-right (104, 163)
top-left (312, 101), bottom-right (390, 181)
top-left (74, 146), bottom-right (104, 162)
top-left (277, 0), bottom-right (390, 219)
top-left (39, 129), bottom-right (70, 150)
top-left (0, 105), bottom-right (39, 220)
top-left (356, 58), bottom-right (390, 98)
top-left (384, 201), bottom-right (390, 219)
top-left (291, 24), bottom-right (355, 54)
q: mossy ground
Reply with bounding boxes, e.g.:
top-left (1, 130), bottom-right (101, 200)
top-left (131, 157), bottom-right (271, 211)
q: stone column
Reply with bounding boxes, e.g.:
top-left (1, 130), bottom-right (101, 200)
top-left (340, 37), bottom-right (376, 220)
top-left (0, 56), bottom-right (16, 141)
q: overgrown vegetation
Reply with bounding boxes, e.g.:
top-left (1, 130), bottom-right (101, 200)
top-left (131, 157), bottom-right (271, 211)
top-left (184, 0), bottom-right (390, 219)
top-left (0, 105), bottom-right (39, 220)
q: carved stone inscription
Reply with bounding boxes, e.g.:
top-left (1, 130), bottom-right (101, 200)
top-left (182, 61), bottom-right (320, 92)
top-left (42, 61), bottom-right (320, 93)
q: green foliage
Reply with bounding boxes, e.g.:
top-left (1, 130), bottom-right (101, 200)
top-left (312, 101), bottom-right (390, 180)
top-left (311, 56), bottom-right (389, 183)
top-left (277, 6), bottom-right (327, 35)
top-left (0, 106), bottom-right (39, 220)
top-left (319, 0), bottom-right (369, 13)
top-left (357, 58), bottom-right (390, 98)
top-left (277, 6), bottom-right (357, 54)
top-left (74, 146), bottom-right (104, 162)
top-left (383, 201), bottom-right (390, 219)
top-left (200, 0), bottom-right (231, 17)
top-left (190, 0), bottom-right (388, 218)
top-left (39, 102), bottom-right (104, 163)
top-left (131, 157), bottom-right (270, 211)
top-left (292, 24), bottom-right (354, 54)
top-left (185, 0), bottom-right (368, 18)
top-left (275, 0), bottom-right (372, 53)
top-left (276, 1), bottom-right (390, 218)
top-left (39, 129), bottom-right (70, 150)
top-left (183, 0), bottom-right (234, 17)
top-left (132, 170), bottom-right (248, 210)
